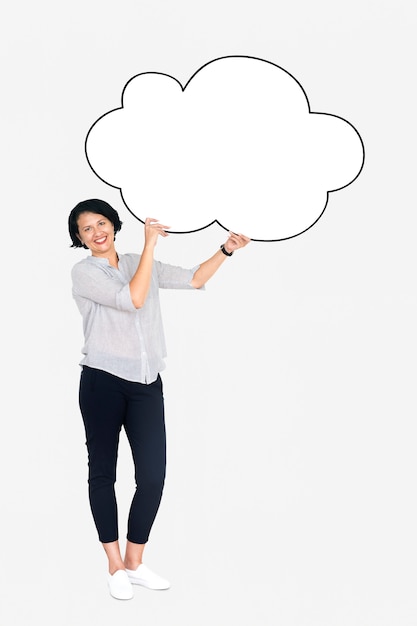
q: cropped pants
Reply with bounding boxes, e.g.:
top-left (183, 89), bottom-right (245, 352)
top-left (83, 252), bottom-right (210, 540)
top-left (79, 366), bottom-right (166, 544)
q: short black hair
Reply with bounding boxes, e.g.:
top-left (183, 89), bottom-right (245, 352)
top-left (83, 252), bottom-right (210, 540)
top-left (68, 199), bottom-right (123, 248)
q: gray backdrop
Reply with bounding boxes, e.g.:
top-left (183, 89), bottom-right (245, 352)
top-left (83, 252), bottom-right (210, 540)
top-left (1, 1), bottom-right (416, 625)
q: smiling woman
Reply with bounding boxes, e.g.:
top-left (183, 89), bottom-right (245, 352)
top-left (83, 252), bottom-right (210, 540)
top-left (68, 198), bottom-right (250, 600)
top-left (77, 214), bottom-right (115, 254)
top-left (68, 198), bottom-right (123, 251)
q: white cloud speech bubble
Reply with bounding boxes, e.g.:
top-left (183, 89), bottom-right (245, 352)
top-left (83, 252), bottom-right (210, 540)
top-left (85, 56), bottom-right (364, 241)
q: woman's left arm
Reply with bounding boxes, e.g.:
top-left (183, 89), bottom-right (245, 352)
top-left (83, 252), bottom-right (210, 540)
top-left (190, 232), bottom-right (251, 289)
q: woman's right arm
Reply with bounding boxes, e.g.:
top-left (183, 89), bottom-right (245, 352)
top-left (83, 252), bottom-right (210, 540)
top-left (129, 218), bottom-right (169, 308)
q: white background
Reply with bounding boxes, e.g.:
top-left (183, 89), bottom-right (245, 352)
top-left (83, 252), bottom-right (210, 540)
top-left (1, 1), bottom-right (416, 625)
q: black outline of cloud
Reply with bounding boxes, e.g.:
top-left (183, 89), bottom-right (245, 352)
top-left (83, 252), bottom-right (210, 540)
top-left (85, 55), bottom-right (365, 242)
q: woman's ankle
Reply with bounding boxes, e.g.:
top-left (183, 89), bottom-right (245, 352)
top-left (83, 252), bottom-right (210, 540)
top-left (124, 559), bottom-right (142, 571)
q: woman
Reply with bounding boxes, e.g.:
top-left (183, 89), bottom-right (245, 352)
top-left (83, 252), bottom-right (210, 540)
top-left (68, 198), bottom-right (250, 600)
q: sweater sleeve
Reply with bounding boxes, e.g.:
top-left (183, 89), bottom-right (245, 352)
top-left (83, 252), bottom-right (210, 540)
top-left (154, 260), bottom-right (205, 290)
top-left (71, 261), bottom-right (137, 312)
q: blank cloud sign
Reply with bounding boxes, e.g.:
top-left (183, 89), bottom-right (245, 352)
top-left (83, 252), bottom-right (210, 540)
top-left (85, 56), bottom-right (364, 241)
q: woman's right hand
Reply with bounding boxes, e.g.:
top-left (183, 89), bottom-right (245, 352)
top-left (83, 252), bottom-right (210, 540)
top-left (144, 217), bottom-right (170, 248)
top-left (129, 218), bottom-right (170, 308)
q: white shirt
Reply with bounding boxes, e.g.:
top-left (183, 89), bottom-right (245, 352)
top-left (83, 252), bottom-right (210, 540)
top-left (71, 253), bottom-right (202, 383)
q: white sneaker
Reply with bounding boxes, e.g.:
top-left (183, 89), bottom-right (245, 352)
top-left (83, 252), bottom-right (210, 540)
top-left (125, 564), bottom-right (170, 590)
top-left (107, 570), bottom-right (134, 600)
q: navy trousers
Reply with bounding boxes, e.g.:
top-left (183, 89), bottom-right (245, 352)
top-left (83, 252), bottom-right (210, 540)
top-left (79, 366), bottom-right (166, 544)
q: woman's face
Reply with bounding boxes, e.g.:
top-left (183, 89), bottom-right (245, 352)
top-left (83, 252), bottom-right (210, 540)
top-left (77, 212), bottom-right (116, 257)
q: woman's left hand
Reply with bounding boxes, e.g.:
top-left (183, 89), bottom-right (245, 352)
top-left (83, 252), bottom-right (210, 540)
top-left (223, 232), bottom-right (251, 254)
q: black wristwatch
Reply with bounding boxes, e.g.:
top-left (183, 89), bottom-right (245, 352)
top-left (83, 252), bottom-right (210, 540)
top-left (220, 244), bottom-right (233, 256)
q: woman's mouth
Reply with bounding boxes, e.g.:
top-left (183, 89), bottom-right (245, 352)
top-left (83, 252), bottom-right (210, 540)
top-left (94, 236), bottom-right (107, 245)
